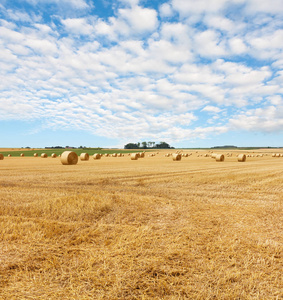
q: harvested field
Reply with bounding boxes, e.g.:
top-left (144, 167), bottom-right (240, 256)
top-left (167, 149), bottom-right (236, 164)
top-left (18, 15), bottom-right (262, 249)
top-left (0, 150), bottom-right (282, 299)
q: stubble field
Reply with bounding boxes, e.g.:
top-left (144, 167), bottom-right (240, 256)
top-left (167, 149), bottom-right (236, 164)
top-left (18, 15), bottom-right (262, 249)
top-left (0, 150), bottom-right (282, 299)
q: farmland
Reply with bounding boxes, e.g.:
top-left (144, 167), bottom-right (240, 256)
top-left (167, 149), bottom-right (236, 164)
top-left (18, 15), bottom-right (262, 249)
top-left (0, 149), bottom-right (282, 299)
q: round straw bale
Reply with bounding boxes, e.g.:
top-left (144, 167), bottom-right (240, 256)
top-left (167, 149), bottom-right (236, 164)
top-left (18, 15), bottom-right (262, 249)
top-left (34, 153), bottom-right (38, 157)
top-left (238, 154), bottom-right (246, 162)
top-left (60, 151), bottom-right (78, 165)
top-left (112, 153), bottom-right (117, 157)
top-left (172, 153), bottom-right (182, 161)
top-left (41, 153), bottom-right (48, 158)
top-left (20, 153), bottom-right (24, 157)
top-left (0, 154), bottom-right (4, 160)
top-left (211, 153), bottom-right (217, 158)
top-left (93, 153), bottom-right (101, 160)
top-left (139, 152), bottom-right (145, 158)
top-left (51, 153), bottom-right (57, 158)
top-left (8, 154), bottom-right (11, 157)
top-left (215, 154), bottom-right (225, 162)
top-left (131, 153), bottom-right (139, 160)
top-left (275, 153), bottom-right (280, 157)
top-left (80, 153), bottom-right (89, 161)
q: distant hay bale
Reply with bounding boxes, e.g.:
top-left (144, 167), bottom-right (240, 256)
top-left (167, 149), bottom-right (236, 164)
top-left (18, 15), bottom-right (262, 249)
top-left (211, 153), bottom-right (217, 158)
top-left (165, 153), bottom-right (170, 157)
top-left (93, 153), bottom-right (101, 160)
top-left (130, 153), bottom-right (139, 160)
top-left (215, 154), bottom-right (225, 162)
top-left (272, 153), bottom-right (276, 157)
top-left (238, 154), bottom-right (246, 162)
top-left (112, 153), bottom-right (117, 157)
top-left (105, 153), bottom-right (109, 157)
top-left (60, 151), bottom-right (78, 165)
top-left (0, 154), bottom-right (4, 160)
top-left (20, 153), bottom-right (24, 157)
top-left (8, 154), bottom-right (11, 157)
top-left (172, 153), bottom-right (182, 161)
top-left (51, 153), bottom-right (57, 158)
top-left (275, 153), bottom-right (280, 157)
top-left (34, 153), bottom-right (38, 157)
top-left (139, 152), bottom-right (145, 158)
top-left (80, 153), bottom-right (89, 161)
top-left (41, 153), bottom-right (48, 158)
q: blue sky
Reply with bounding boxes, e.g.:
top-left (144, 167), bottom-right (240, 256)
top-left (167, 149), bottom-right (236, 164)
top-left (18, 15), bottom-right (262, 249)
top-left (0, 0), bottom-right (283, 148)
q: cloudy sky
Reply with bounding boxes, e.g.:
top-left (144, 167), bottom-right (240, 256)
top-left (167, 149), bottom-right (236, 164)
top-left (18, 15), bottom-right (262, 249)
top-left (0, 0), bottom-right (283, 148)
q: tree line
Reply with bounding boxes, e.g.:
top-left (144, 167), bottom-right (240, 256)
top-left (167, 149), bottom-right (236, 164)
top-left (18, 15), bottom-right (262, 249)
top-left (124, 141), bottom-right (173, 149)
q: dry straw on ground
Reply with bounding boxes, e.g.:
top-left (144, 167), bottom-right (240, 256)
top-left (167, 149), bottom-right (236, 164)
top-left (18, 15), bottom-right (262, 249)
top-left (0, 149), bottom-right (282, 299)
top-left (80, 153), bottom-right (89, 161)
top-left (60, 151), bottom-right (78, 165)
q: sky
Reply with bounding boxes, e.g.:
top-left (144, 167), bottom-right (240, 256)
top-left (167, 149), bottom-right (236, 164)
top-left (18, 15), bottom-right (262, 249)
top-left (0, 0), bottom-right (283, 148)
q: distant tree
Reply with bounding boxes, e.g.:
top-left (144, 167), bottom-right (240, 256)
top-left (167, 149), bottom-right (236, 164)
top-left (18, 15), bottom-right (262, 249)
top-left (152, 142), bottom-right (155, 148)
top-left (124, 143), bottom-right (139, 149)
top-left (141, 141), bottom-right (147, 148)
top-left (137, 142), bottom-right (140, 148)
top-left (156, 141), bottom-right (171, 149)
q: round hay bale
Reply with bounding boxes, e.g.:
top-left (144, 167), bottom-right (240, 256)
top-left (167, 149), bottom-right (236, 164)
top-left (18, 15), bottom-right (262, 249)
top-left (60, 151), bottom-right (78, 165)
top-left (112, 153), bottom-right (117, 157)
top-left (275, 153), bottom-right (280, 157)
top-left (8, 154), bottom-right (11, 157)
top-left (80, 153), bottom-right (89, 161)
top-left (172, 153), bottom-right (182, 161)
top-left (0, 154), bottom-right (4, 160)
top-left (20, 153), bottom-right (25, 157)
top-left (215, 154), bottom-right (225, 162)
top-left (131, 153), bottom-right (139, 160)
top-left (51, 153), bottom-right (57, 158)
top-left (41, 153), bottom-right (48, 158)
top-left (93, 153), bottom-right (101, 160)
top-left (139, 152), bottom-right (145, 158)
top-left (238, 154), bottom-right (246, 162)
top-left (34, 153), bottom-right (38, 157)
top-left (211, 153), bottom-right (217, 158)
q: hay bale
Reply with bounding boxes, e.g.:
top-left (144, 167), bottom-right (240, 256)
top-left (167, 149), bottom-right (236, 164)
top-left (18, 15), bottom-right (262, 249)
top-left (80, 153), bottom-right (89, 161)
top-left (172, 153), bottom-right (182, 161)
top-left (139, 152), bottom-right (145, 158)
top-left (93, 153), bottom-right (101, 160)
top-left (60, 151), bottom-right (78, 165)
top-left (0, 154), bottom-right (4, 160)
top-left (8, 154), bottom-right (11, 157)
top-left (215, 154), bottom-right (225, 162)
top-left (131, 153), bottom-right (139, 160)
top-left (34, 153), bottom-right (38, 157)
top-left (20, 153), bottom-right (24, 157)
top-left (238, 154), bottom-right (246, 162)
top-left (112, 153), bottom-right (117, 157)
top-left (211, 153), bottom-right (217, 158)
top-left (41, 153), bottom-right (48, 158)
top-left (51, 153), bottom-right (57, 158)
top-left (275, 153), bottom-right (280, 157)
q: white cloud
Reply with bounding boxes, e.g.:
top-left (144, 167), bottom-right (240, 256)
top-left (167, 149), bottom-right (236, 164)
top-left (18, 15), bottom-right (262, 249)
top-left (159, 3), bottom-right (174, 18)
top-left (118, 6), bottom-right (158, 34)
top-left (202, 106), bottom-right (222, 113)
top-left (62, 18), bottom-right (94, 35)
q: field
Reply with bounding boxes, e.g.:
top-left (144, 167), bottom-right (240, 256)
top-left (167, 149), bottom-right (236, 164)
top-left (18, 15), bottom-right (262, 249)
top-left (0, 149), bottom-right (282, 299)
